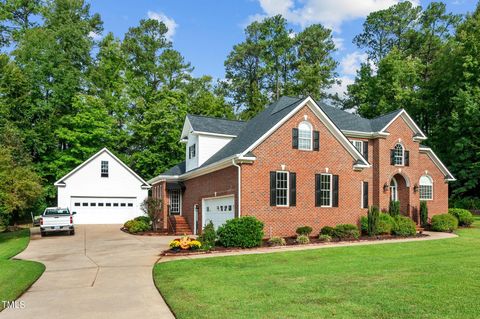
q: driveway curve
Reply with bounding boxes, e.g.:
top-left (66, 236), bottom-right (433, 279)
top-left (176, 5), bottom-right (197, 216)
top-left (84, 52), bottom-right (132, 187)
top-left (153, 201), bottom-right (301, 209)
top-left (0, 225), bottom-right (175, 319)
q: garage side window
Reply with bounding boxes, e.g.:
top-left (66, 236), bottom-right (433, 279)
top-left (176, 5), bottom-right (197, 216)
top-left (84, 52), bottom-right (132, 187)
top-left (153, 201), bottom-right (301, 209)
top-left (101, 161), bottom-right (109, 177)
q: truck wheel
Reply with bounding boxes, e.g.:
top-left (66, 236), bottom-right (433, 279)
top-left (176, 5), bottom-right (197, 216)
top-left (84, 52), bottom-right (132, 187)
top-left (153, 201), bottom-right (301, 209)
top-left (40, 231), bottom-right (46, 237)
top-left (70, 230), bottom-right (75, 236)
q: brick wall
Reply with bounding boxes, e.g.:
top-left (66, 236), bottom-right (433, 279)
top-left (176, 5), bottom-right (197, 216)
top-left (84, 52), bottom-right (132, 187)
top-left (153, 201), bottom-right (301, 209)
top-left (241, 105), bottom-right (371, 237)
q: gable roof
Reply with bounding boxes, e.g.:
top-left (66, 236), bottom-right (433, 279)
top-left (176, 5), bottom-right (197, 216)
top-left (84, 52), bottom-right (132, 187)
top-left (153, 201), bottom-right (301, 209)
top-left (54, 148), bottom-right (150, 188)
top-left (419, 146), bottom-right (456, 181)
top-left (186, 114), bottom-right (246, 136)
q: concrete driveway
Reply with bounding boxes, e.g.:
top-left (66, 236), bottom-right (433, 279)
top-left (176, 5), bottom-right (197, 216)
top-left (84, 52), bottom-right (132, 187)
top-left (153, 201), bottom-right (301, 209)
top-left (0, 225), bottom-right (176, 319)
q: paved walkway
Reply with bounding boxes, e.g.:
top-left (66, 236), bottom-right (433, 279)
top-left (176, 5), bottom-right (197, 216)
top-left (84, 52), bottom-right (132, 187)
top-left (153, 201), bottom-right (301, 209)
top-left (1, 225), bottom-right (177, 319)
top-left (158, 231), bottom-right (458, 263)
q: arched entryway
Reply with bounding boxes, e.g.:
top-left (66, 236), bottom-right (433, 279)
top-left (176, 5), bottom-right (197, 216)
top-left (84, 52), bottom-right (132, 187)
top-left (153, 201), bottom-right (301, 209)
top-left (389, 174), bottom-right (410, 216)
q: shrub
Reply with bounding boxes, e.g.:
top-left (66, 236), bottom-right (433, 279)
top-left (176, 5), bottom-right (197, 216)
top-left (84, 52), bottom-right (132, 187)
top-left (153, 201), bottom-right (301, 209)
top-left (332, 224), bottom-right (360, 240)
top-left (123, 220), bottom-right (134, 230)
top-left (320, 226), bottom-right (335, 236)
top-left (367, 206), bottom-right (380, 236)
top-left (296, 226), bottom-right (313, 236)
top-left (431, 214), bottom-right (458, 232)
top-left (268, 236), bottom-right (286, 246)
top-left (296, 234), bottom-right (310, 245)
top-left (420, 201), bottom-right (429, 227)
top-left (318, 234), bottom-right (332, 242)
top-left (134, 215), bottom-right (151, 224)
top-left (128, 220), bottom-right (150, 233)
top-left (448, 208), bottom-right (474, 227)
top-left (377, 213), bottom-right (395, 235)
top-left (389, 200), bottom-right (400, 217)
top-left (391, 216), bottom-right (416, 237)
top-left (360, 216), bottom-right (368, 235)
top-left (198, 221), bottom-right (216, 249)
top-left (217, 216), bottom-right (264, 248)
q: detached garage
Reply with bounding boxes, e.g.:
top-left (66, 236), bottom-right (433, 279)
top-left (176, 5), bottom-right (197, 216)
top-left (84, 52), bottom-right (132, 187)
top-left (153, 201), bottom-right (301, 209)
top-left (54, 148), bottom-right (150, 224)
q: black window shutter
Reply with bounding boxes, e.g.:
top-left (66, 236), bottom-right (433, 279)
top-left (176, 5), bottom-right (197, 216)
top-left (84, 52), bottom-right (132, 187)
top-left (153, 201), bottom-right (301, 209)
top-left (332, 175), bottom-right (339, 207)
top-left (292, 128), bottom-right (298, 149)
top-left (313, 131), bottom-right (320, 151)
top-left (390, 149), bottom-right (395, 165)
top-left (270, 172), bottom-right (276, 206)
top-left (404, 150), bottom-right (410, 166)
top-left (362, 181), bottom-right (369, 209)
top-left (363, 141), bottom-right (368, 161)
top-left (289, 172), bottom-right (296, 206)
top-left (315, 174), bottom-right (321, 207)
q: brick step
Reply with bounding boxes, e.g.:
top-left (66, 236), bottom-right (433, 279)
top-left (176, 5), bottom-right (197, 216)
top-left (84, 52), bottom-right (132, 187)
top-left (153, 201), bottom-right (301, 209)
top-left (169, 215), bottom-right (192, 234)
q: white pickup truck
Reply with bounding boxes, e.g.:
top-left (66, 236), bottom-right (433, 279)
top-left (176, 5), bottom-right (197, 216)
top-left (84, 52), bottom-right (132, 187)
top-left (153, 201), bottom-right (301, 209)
top-left (40, 207), bottom-right (76, 236)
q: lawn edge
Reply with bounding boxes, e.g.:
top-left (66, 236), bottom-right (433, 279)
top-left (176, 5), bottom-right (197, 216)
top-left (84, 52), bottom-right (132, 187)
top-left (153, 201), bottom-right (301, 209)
top-left (152, 260), bottom-right (178, 319)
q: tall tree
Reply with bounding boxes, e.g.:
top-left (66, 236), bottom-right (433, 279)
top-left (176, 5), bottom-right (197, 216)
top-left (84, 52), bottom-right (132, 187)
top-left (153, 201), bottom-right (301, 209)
top-left (0, 0), bottom-right (42, 48)
top-left (225, 15), bottom-right (338, 119)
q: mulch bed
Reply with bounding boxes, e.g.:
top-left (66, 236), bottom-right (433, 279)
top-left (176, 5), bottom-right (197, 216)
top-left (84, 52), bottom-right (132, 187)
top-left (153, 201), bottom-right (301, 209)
top-left (161, 233), bottom-right (429, 257)
top-left (120, 227), bottom-right (171, 236)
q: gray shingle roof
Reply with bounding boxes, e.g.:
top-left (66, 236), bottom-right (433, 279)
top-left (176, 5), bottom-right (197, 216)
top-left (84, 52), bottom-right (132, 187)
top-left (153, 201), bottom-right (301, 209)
top-left (187, 114), bottom-right (246, 136)
top-left (160, 96), bottom-right (406, 176)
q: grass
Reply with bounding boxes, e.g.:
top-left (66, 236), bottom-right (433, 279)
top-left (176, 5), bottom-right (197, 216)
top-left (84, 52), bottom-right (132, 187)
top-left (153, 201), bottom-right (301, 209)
top-left (0, 229), bottom-right (45, 310)
top-left (154, 217), bottom-right (480, 319)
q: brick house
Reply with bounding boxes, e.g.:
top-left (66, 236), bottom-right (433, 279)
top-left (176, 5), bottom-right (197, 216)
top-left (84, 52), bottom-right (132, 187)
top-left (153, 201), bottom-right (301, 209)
top-left (148, 96), bottom-right (455, 236)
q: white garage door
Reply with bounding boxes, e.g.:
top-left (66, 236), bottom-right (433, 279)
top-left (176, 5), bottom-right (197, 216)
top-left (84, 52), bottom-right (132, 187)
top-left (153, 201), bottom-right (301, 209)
top-left (70, 197), bottom-right (139, 224)
top-left (203, 196), bottom-right (235, 229)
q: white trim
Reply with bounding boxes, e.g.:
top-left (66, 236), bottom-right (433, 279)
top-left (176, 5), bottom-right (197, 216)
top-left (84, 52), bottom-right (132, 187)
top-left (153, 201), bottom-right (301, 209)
top-left (390, 177), bottom-right (398, 201)
top-left (180, 117), bottom-right (193, 141)
top-left (419, 147), bottom-right (456, 181)
top-left (192, 131), bottom-right (237, 138)
top-left (298, 121), bottom-right (313, 151)
top-left (360, 181), bottom-right (364, 209)
top-left (275, 171), bottom-right (289, 207)
top-left (320, 173), bottom-right (333, 208)
top-left (168, 189), bottom-right (182, 215)
top-left (380, 110), bottom-right (427, 139)
top-left (351, 140), bottom-right (364, 155)
top-left (232, 159), bottom-right (241, 218)
top-left (419, 174), bottom-right (433, 201)
top-left (54, 148), bottom-right (150, 188)
top-left (393, 143), bottom-right (405, 166)
top-left (240, 97), bottom-right (370, 168)
top-left (342, 130), bottom-right (389, 138)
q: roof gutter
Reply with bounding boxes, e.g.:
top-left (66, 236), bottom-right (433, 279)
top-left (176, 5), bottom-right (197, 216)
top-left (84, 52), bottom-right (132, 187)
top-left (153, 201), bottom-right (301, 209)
top-left (232, 159), bottom-right (241, 218)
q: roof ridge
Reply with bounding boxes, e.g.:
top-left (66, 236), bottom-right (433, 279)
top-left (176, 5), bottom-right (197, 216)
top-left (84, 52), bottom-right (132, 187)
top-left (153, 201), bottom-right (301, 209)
top-left (187, 113), bottom-right (245, 123)
top-left (371, 108), bottom-right (404, 120)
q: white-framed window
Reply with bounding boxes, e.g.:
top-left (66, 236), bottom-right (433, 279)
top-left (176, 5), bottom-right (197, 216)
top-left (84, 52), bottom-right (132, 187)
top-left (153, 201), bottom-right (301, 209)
top-left (390, 177), bottom-right (398, 201)
top-left (169, 190), bottom-right (181, 214)
top-left (320, 174), bottom-right (332, 207)
top-left (361, 181), bottom-right (368, 209)
top-left (351, 140), bottom-right (363, 154)
top-left (419, 175), bottom-right (433, 200)
top-left (298, 121), bottom-right (313, 151)
top-left (188, 144), bottom-right (196, 159)
top-left (101, 161), bottom-right (109, 177)
top-left (276, 171), bottom-right (289, 206)
top-left (394, 143), bottom-right (404, 165)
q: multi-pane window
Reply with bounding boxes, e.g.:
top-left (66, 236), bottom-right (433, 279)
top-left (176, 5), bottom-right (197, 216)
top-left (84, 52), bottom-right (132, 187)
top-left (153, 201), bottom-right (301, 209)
top-left (169, 190), bottom-right (181, 214)
top-left (188, 144), bottom-right (196, 159)
top-left (298, 122), bottom-right (312, 150)
top-left (276, 171), bottom-right (289, 206)
top-left (394, 144), bottom-right (404, 165)
top-left (419, 175), bottom-right (433, 200)
top-left (101, 161), bottom-right (109, 177)
top-left (320, 174), bottom-right (332, 207)
top-left (351, 140), bottom-right (363, 154)
top-left (390, 178), bottom-right (398, 201)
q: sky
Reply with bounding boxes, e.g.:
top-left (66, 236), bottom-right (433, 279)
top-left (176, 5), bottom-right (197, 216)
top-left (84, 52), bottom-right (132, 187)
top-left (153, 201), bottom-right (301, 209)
top-left (88, 0), bottom-right (476, 96)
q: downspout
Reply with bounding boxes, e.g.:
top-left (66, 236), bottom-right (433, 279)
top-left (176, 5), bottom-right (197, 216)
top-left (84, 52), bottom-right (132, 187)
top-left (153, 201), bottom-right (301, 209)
top-left (232, 159), bottom-right (241, 217)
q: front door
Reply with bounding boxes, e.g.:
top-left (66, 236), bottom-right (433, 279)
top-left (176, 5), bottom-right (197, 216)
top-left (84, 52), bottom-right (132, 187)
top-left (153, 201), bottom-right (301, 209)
top-left (168, 190), bottom-right (181, 215)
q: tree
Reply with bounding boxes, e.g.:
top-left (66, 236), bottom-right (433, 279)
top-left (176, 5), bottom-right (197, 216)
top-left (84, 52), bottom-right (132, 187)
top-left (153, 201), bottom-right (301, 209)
top-left (225, 15), bottom-right (338, 119)
top-left (141, 197), bottom-right (163, 231)
top-left (0, 126), bottom-right (43, 226)
top-left (0, 0), bottom-right (42, 48)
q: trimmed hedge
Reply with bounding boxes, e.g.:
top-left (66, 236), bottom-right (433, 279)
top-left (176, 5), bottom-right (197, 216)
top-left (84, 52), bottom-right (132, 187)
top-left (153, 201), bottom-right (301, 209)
top-left (377, 213), bottom-right (395, 235)
top-left (448, 208), bottom-right (474, 227)
top-left (296, 226), bottom-right (313, 236)
top-left (320, 226), bottom-right (335, 237)
top-left (128, 220), bottom-right (150, 233)
top-left (420, 201), bottom-right (428, 227)
top-left (134, 215), bottom-right (151, 224)
top-left (391, 216), bottom-right (416, 237)
top-left (217, 216), bottom-right (264, 248)
top-left (332, 224), bottom-right (360, 240)
top-left (431, 214), bottom-right (458, 232)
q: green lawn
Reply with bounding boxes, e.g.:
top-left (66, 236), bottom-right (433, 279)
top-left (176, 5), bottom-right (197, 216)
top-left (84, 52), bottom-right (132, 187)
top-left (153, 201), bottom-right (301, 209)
top-left (0, 229), bottom-right (45, 310)
top-left (154, 217), bottom-right (480, 319)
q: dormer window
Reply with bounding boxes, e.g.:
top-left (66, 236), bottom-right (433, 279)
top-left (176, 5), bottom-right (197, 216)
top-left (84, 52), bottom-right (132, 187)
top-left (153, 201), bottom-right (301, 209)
top-left (189, 144), bottom-right (196, 159)
top-left (393, 144), bottom-right (404, 166)
top-left (101, 161), bottom-right (109, 177)
top-left (298, 121), bottom-right (312, 151)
